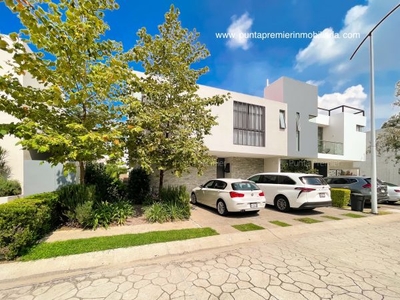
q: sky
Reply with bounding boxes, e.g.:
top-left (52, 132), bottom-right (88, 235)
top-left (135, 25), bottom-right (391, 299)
top-left (0, 0), bottom-right (399, 129)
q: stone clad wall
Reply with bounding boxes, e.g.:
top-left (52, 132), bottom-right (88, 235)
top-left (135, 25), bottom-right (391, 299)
top-left (225, 157), bottom-right (264, 179)
top-left (149, 157), bottom-right (265, 193)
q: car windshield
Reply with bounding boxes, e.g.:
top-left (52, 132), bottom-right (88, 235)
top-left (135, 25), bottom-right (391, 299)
top-left (231, 181), bottom-right (259, 191)
top-left (300, 176), bottom-right (326, 185)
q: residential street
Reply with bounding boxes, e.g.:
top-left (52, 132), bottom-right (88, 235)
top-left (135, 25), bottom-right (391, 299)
top-left (1, 213), bottom-right (400, 300)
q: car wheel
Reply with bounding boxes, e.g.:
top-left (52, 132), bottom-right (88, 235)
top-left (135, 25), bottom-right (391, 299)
top-left (217, 200), bottom-right (228, 216)
top-left (275, 196), bottom-right (290, 212)
top-left (190, 193), bottom-right (197, 204)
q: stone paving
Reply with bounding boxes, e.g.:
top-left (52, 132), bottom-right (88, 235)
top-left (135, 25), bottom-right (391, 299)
top-left (1, 216), bottom-right (400, 300)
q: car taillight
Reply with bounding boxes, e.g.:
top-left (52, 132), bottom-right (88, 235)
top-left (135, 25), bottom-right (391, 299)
top-left (362, 183), bottom-right (371, 188)
top-left (259, 192), bottom-right (265, 197)
top-left (230, 191), bottom-right (245, 198)
top-left (295, 187), bottom-right (316, 192)
top-left (395, 189), bottom-right (400, 193)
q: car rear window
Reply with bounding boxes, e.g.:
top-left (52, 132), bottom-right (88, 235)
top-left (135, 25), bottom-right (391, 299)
top-left (300, 176), bottom-right (326, 185)
top-left (231, 181), bottom-right (260, 191)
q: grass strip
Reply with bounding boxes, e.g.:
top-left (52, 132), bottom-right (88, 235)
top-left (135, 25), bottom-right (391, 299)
top-left (342, 213), bottom-right (366, 218)
top-left (21, 228), bottom-right (218, 261)
top-left (321, 215), bottom-right (341, 220)
top-left (232, 223), bottom-right (264, 232)
top-left (269, 220), bottom-right (291, 227)
top-left (295, 217), bottom-right (322, 224)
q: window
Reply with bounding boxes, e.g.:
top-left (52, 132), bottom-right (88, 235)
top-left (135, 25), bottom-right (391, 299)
top-left (232, 181), bottom-right (259, 191)
top-left (233, 101), bottom-right (265, 147)
top-left (279, 110), bottom-right (286, 129)
top-left (278, 176), bottom-right (296, 185)
top-left (296, 112), bottom-right (300, 151)
top-left (214, 181), bottom-right (227, 190)
top-left (356, 125), bottom-right (364, 132)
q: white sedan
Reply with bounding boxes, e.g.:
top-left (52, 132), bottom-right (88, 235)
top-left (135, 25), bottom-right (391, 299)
top-left (383, 182), bottom-right (400, 203)
top-left (191, 178), bottom-right (266, 216)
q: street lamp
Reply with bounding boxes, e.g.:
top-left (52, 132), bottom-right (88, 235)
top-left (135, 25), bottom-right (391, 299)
top-left (350, 3), bottom-right (400, 214)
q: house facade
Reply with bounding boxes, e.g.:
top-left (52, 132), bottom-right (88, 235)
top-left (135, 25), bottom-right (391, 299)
top-left (152, 76), bottom-right (367, 191)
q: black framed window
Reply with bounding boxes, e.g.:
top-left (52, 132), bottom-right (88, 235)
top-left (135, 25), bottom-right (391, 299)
top-left (233, 101), bottom-right (265, 147)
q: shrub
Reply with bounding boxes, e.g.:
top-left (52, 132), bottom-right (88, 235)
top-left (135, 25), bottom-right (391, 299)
top-left (85, 162), bottom-right (126, 202)
top-left (91, 201), bottom-right (133, 229)
top-left (57, 184), bottom-right (96, 224)
top-left (0, 177), bottom-right (21, 197)
top-left (144, 185), bottom-right (191, 223)
top-left (0, 192), bottom-right (60, 260)
top-left (331, 188), bottom-right (351, 208)
top-left (127, 168), bottom-right (150, 204)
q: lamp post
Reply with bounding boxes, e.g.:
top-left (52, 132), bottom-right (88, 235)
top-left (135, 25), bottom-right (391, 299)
top-left (350, 3), bottom-right (400, 215)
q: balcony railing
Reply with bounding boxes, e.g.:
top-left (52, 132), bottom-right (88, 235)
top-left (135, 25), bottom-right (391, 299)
top-left (318, 140), bottom-right (343, 155)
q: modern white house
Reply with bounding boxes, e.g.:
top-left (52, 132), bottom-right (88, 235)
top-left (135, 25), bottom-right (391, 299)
top-left (1, 35), bottom-right (368, 195)
top-left (0, 35), bottom-right (77, 197)
top-left (153, 76), bottom-right (368, 191)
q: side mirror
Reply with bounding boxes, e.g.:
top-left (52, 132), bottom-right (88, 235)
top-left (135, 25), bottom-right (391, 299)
top-left (199, 184), bottom-right (204, 188)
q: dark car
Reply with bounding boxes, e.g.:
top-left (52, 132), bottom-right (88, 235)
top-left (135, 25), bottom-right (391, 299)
top-left (324, 176), bottom-right (389, 204)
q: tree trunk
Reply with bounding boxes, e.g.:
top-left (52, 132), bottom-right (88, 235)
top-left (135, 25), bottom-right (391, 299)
top-left (159, 169), bottom-right (164, 194)
top-left (79, 161), bottom-right (85, 185)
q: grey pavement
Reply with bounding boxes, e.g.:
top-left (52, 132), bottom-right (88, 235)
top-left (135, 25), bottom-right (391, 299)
top-left (1, 205), bottom-right (400, 299)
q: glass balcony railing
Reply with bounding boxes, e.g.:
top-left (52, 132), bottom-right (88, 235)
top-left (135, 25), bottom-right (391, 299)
top-left (318, 140), bottom-right (343, 155)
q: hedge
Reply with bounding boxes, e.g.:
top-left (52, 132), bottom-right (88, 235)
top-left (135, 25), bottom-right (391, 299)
top-left (0, 192), bottom-right (61, 260)
top-left (331, 188), bottom-right (351, 208)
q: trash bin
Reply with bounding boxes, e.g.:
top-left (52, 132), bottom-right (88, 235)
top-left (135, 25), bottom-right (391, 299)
top-left (350, 193), bottom-right (365, 212)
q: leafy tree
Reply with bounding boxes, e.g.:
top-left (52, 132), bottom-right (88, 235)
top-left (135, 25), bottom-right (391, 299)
top-left (0, 146), bottom-right (11, 179)
top-left (376, 80), bottom-right (400, 162)
top-left (0, 0), bottom-right (139, 183)
top-left (126, 5), bottom-right (229, 191)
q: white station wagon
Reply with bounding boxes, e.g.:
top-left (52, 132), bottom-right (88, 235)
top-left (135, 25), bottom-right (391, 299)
top-left (247, 172), bottom-right (332, 212)
top-left (191, 178), bottom-right (266, 216)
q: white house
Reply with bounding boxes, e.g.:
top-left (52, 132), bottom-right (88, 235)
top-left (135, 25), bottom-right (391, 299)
top-left (153, 76), bottom-right (367, 191)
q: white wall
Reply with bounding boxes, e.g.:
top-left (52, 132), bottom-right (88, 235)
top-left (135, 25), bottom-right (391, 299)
top-left (199, 84), bottom-right (288, 158)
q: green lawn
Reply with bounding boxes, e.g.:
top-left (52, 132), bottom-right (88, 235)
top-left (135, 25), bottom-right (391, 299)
top-left (295, 217), bottom-right (322, 224)
top-left (342, 213), bottom-right (366, 218)
top-left (321, 215), bottom-right (342, 220)
top-left (269, 220), bottom-right (292, 227)
top-left (232, 223), bottom-right (264, 232)
top-left (21, 228), bottom-right (218, 261)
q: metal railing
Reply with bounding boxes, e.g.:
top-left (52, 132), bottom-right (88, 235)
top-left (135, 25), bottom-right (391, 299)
top-left (318, 140), bottom-right (343, 155)
top-left (318, 105), bottom-right (365, 116)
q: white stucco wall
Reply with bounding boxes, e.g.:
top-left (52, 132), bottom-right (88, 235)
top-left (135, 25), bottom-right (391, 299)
top-left (199, 84), bottom-right (288, 158)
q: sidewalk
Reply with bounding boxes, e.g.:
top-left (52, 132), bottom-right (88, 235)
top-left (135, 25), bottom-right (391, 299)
top-left (1, 205), bottom-right (399, 289)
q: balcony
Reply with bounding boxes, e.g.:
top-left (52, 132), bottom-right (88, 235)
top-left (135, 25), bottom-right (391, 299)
top-left (318, 140), bottom-right (343, 155)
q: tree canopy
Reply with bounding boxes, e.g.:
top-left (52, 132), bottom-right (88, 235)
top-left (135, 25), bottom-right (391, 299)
top-left (0, 0), bottom-right (140, 183)
top-left (376, 80), bottom-right (400, 162)
top-left (0, 2), bottom-right (228, 189)
top-left (125, 5), bottom-right (229, 190)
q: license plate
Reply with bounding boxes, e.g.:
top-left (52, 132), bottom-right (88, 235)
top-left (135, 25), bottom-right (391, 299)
top-left (250, 203), bottom-right (258, 208)
top-left (319, 193), bottom-right (325, 198)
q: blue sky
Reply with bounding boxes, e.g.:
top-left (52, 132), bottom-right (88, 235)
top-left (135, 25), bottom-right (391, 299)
top-left (1, 0), bottom-right (399, 129)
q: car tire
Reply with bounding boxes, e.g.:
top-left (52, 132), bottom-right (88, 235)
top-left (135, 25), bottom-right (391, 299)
top-left (275, 196), bottom-right (290, 212)
top-left (190, 193), bottom-right (197, 204)
top-left (217, 200), bottom-right (228, 216)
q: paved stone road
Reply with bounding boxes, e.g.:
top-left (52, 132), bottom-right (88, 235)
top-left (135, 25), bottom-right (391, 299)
top-left (1, 218), bottom-right (400, 300)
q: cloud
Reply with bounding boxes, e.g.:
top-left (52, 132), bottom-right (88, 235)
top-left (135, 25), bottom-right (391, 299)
top-left (226, 12), bottom-right (253, 50)
top-left (295, 0), bottom-right (400, 76)
top-left (306, 80), bottom-right (325, 87)
top-left (318, 85), bottom-right (367, 110)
